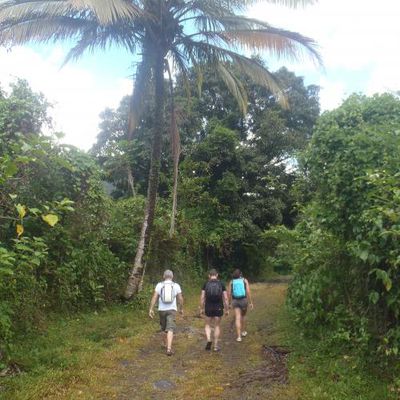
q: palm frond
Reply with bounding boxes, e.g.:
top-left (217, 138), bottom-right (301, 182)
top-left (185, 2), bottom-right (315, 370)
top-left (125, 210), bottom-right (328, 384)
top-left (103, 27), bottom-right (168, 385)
top-left (63, 23), bottom-right (140, 62)
top-left (127, 53), bottom-right (152, 139)
top-left (0, 16), bottom-right (92, 45)
top-left (222, 28), bottom-right (322, 66)
top-left (0, 1), bottom-right (76, 20)
top-left (217, 62), bottom-right (248, 114)
top-left (231, 54), bottom-right (288, 108)
top-left (0, 0), bottom-right (142, 25)
top-left (180, 39), bottom-right (288, 107)
top-left (69, 0), bottom-right (142, 24)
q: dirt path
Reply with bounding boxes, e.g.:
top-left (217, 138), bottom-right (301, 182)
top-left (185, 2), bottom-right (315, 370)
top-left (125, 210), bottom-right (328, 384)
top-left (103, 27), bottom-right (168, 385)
top-left (107, 283), bottom-right (290, 400)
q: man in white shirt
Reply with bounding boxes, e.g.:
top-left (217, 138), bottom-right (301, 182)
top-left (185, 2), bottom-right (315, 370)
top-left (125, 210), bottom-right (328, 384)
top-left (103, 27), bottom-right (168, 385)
top-left (149, 269), bottom-right (184, 356)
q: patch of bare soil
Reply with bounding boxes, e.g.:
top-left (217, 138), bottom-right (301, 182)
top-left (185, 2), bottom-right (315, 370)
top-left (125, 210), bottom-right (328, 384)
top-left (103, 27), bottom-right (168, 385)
top-left (233, 345), bottom-right (290, 387)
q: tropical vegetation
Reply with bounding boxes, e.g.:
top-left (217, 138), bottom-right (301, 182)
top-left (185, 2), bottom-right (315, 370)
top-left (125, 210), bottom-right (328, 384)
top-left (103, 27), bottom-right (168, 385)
top-left (0, 0), bottom-right (321, 298)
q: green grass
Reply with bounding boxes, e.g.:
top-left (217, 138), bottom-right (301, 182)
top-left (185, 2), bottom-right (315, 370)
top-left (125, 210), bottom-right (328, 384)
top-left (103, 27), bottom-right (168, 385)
top-left (278, 309), bottom-right (400, 400)
top-left (1, 282), bottom-right (398, 400)
top-left (0, 293), bottom-right (154, 400)
top-left (0, 282), bottom-right (202, 400)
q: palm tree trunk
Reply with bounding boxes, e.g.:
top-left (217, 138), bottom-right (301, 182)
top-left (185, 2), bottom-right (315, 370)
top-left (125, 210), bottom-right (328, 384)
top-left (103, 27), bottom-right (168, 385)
top-left (124, 52), bottom-right (165, 299)
top-left (166, 63), bottom-right (181, 237)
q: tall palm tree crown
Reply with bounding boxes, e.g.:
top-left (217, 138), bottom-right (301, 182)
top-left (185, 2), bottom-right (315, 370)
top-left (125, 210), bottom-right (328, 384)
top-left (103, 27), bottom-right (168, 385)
top-left (0, 0), bottom-right (320, 114)
top-left (0, 0), bottom-right (321, 298)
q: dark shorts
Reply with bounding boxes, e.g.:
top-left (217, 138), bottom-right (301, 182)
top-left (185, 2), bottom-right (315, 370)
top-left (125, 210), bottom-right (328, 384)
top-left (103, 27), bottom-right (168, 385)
top-left (232, 298), bottom-right (248, 315)
top-left (205, 303), bottom-right (223, 318)
top-left (159, 310), bottom-right (176, 332)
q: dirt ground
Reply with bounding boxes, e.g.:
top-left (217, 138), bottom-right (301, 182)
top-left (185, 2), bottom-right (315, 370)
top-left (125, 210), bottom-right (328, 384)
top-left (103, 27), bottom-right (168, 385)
top-left (107, 283), bottom-right (292, 400)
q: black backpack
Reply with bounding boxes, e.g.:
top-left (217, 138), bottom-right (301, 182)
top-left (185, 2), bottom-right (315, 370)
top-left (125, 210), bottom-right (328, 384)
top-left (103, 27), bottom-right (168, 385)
top-left (205, 280), bottom-right (223, 303)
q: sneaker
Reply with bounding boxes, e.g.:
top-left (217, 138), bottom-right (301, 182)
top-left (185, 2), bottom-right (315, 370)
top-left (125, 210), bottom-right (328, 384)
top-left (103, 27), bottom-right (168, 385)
top-left (213, 346), bottom-right (221, 352)
top-left (241, 331), bottom-right (248, 337)
top-left (205, 341), bottom-right (212, 351)
top-left (166, 349), bottom-right (173, 356)
top-left (236, 337), bottom-right (242, 342)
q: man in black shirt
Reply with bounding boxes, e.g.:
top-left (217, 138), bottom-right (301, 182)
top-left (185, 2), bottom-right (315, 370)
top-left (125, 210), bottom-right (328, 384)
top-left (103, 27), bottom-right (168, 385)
top-left (200, 269), bottom-right (229, 351)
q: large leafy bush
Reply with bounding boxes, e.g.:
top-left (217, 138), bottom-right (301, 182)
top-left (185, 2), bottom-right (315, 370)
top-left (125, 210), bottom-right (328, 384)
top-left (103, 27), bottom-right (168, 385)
top-left (271, 94), bottom-right (400, 357)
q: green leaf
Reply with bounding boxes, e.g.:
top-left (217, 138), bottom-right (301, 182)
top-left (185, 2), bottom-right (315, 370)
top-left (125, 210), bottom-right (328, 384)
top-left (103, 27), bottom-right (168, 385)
top-left (29, 208), bottom-right (41, 215)
top-left (42, 214), bottom-right (59, 227)
top-left (9, 194), bottom-right (17, 200)
top-left (368, 291), bottom-right (379, 304)
top-left (359, 249), bottom-right (369, 262)
top-left (0, 267), bottom-right (13, 276)
top-left (4, 160), bottom-right (18, 177)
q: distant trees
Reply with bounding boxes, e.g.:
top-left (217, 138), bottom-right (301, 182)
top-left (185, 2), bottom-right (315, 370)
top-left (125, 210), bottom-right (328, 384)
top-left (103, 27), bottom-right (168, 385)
top-left (92, 66), bottom-right (320, 276)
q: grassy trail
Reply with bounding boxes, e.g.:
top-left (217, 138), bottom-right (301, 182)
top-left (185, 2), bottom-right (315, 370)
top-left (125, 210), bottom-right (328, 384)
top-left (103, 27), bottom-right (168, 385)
top-left (2, 282), bottom-right (395, 399)
top-left (112, 282), bottom-right (289, 400)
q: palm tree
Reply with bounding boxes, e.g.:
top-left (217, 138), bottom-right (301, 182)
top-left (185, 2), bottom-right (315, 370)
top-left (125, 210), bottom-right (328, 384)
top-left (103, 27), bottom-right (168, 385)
top-left (0, 0), bottom-right (321, 299)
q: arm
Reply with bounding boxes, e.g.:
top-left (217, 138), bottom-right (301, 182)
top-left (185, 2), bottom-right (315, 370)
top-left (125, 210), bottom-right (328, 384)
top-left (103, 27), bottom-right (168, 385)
top-left (227, 280), bottom-right (232, 305)
top-left (245, 279), bottom-right (254, 310)
top-left (223, 291), bottom-right (230, 314)
top-left (149, 290), bottom-right (159, 318)
top-left (177, 292), bottom-right (184, 315)
top-left (200, 290), bottom-right (205, 314)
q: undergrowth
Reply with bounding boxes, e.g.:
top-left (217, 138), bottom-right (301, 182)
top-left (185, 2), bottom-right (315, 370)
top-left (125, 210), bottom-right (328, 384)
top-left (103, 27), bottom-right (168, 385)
top-left (279, 307), bottom-right (400, 400)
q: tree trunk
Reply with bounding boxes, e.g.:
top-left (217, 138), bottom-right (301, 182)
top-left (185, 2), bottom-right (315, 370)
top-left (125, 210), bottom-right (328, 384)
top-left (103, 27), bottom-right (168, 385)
top-left (169, 152), bottom-right (179, 237)
top-left (166, 64), bottom-right (180, 237)
top-left (124, 52), bottom-right (165, 299)
top-left (127, 165), bottom-right (136, 197)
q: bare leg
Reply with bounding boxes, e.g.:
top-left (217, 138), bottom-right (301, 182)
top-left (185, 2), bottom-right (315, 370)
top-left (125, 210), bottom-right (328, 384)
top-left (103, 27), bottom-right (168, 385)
top-left (213, 317), bottom-right (221, 349)
top-left (205, 317), bottom-right (212, 342)
top-left (234, 308), bottom-right (242, 340)
top-left (241, 314), bottom-right (247, 334)
top-left (166, 330), bottom-right (173, 350)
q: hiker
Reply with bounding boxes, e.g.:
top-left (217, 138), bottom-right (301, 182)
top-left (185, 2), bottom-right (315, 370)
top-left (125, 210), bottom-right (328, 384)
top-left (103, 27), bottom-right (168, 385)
top-left (200, 268), bottom-right (229, 352)
top-left (228, 268), bottom-right (253, 342)
top-left (149, 269), bottom-right (183, 356)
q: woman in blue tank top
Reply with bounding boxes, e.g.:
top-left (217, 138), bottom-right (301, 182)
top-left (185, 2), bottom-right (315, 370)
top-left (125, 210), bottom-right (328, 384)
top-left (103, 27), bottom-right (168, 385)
top-left (228, 269), bottom-right (254, 342)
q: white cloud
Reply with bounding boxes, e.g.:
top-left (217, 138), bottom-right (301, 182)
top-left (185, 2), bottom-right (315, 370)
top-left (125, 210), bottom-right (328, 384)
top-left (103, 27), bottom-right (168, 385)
top-left (0, 46), bottom-right (131, 150)
top-left (318, 78), bottom-right (347, 111)
top-left (1, 1), bottom-right (399, 150)
top-left (248, 0), bottom-right (400, 109)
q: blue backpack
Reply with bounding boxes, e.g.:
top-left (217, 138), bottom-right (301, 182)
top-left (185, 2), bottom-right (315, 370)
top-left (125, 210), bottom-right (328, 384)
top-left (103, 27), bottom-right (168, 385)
top-left (231, 278), bottom-right (246, 299)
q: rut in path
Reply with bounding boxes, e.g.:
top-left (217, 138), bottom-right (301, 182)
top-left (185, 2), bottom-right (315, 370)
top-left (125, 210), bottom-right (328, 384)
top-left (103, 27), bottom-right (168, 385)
top-left (110, 283), bottom-right (289, 400)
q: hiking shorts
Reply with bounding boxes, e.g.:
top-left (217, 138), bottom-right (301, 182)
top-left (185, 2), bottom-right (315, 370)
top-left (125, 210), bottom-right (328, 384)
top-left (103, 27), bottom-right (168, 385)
top-left (205, 304), bottom-right (223, 318)
top-left (159, 310), bottom-right (176, 332)
top-left (232, 298), bottom-right (248, 315)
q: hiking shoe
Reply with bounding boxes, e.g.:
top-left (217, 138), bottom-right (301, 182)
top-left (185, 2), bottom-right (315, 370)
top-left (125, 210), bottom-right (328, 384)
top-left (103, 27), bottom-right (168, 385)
top-left (166, 349), bottom-right (173, 356)
top-left (241, 331), bottom-right (248, 337)
top-left (205, 341), bottom-right (212, 351)
top-left (236, 337), bottom-right (242, 342)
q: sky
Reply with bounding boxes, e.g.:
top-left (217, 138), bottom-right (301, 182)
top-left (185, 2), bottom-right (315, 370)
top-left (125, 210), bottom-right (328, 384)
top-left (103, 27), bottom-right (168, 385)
top-left (0, 0), bottom-right (399, 150)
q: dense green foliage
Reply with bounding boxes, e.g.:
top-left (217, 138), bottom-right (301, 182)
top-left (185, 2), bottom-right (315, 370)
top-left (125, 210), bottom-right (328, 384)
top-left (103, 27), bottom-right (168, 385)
top-left (0, 70), bottom-right (318, 367)
top-left (267, 94), bottom-right (400, 358)
top-left (93, 66), bottom-right (319, 277)
top-left (0, 81), bottom-right (129, 365)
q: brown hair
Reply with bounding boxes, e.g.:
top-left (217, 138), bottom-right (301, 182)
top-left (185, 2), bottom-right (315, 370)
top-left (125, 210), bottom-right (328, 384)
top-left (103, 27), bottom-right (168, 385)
top-left (232, 269), bottom-right (242, 279)
top-left (208, 268), bottom-right (218, 276)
